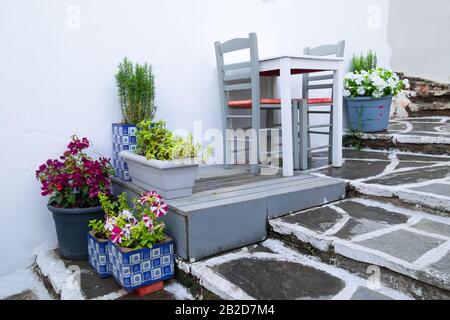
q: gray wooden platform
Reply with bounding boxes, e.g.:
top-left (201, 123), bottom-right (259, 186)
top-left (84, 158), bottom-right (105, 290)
top-left (112, 165), bottom-right (346, 262)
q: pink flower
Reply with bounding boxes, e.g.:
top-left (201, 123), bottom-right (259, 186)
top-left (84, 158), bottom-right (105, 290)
top-left (110, 226), bottom-right (123, 243)
top-left (104, 217), bottom-right (116, 232)
top-left (151, 201), bottom-right (168, 218)
top-left (142, 214), bottom-right (154, 231)
top-left (139, 191), bottom-right (162, 204)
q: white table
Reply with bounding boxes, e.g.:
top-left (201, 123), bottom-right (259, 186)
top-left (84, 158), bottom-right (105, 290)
top-left (259, 55), bottom-right (345, 177)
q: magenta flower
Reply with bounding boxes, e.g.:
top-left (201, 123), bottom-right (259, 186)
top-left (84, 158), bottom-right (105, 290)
top-left (35, 135), bottom-right (113, 208)
top-left (151, 201), bottom-right (168, 218)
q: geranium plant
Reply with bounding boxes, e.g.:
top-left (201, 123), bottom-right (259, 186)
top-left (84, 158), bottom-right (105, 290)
top-left (90, 191), bottom-right (169, 249)
top-left (344, 68), bottom-right (410, 99)
top-left (35, 135), bottom-right (114, 208)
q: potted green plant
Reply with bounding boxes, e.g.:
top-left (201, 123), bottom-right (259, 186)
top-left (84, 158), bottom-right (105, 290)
top-left (90, 191), bottom-right (174, 290)
top-left (87, 192), bottom-right (130, 278)
top-left (119, 120), bottom-right (201, 199)
top-left (113, 57), bottom-right (156, 181)
top-left (35, 135), bottom-right (114, 260)
top-left (343, 51), bottom-right (409, 132)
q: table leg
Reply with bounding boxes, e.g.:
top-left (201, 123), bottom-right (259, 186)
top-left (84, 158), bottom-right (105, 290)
top-left (279, 57), bottom-right (294, 176)
top-left (332, 66), bottom-right (344, 167)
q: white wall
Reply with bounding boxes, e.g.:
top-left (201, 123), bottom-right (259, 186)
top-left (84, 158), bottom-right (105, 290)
top-left (388, 0), bottom-right (450, 83)
top-left (0, 0), bottom-right (391, 276)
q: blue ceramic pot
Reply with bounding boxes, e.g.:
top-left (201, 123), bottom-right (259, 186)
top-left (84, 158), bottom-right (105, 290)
top-left (345, 96), bottom-right (392, 133)
top-left (108, 237), bottom-right (175, 291)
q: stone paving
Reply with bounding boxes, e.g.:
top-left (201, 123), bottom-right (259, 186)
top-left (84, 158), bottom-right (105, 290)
top-left (362, 117), bottom-right (450, 145)
top-left (270, 197), bottom-right (450, 293)
top-left (181, 239), bottom-right (410, 300)
top-left (32, 247), bottom-right (193, 300)
top-left (311, 148), bottom-right (450, 212)
top-left (0, 268), bottom-right (52, 300)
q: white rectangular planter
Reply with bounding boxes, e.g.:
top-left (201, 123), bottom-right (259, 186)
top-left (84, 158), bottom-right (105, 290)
top-left (119, 151), bottom-right (198, 199)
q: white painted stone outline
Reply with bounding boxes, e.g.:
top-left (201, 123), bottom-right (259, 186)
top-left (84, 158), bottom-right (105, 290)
top-left (361, 117), bottom-right (450, 144)
top-left (311, 148), bottom-right (450, 210)
top-left (183, 239), bottom-right (411, 300)
top-left (269, 197), bottom-right (450, 291)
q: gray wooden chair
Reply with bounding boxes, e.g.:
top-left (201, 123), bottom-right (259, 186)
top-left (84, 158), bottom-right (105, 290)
top-left (215, 33), bottom-right (287, 174)
top-left (295, 40), bottom-right (345, 170)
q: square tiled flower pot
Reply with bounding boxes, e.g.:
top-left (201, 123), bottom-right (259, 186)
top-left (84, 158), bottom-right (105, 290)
top-left (112, 123), bottom-right (137, 181)
top-left (87, 231), bottom-right (110, 278)
top-left (108, 237), bottom-right (175, 291)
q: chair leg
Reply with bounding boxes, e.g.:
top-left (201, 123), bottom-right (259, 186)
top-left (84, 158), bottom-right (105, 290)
top-left (328, 105), bottom-right (333, 165)
top-left (224, 117), bottom-right (232, 170)
top-left (292, 102), bottom-right (300, 170)
top-left (250, 106), bottom-right (260, 175)
top-left (299, 101), bottom-right (308, 170)
top-left (306, 107), bottom-right (312, 159)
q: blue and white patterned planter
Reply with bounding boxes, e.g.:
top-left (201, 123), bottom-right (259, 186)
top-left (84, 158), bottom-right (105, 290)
top-left (112, 123), bottom-right (137, 181)
top-left (108, 237), bottom-right (175, 291)
top-left (87, 231), bottom-right (110, 278)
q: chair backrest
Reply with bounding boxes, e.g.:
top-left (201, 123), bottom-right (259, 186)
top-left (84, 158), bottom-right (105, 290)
top-left (303, 41), bottom-right (345, 98)
top-left (214, 33), bottom-right (260, 111)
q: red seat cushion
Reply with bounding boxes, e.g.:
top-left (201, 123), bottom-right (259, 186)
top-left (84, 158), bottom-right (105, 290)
top-left (228, 98), bottom-right (332, 108)
top-left (307, 98), bottom-right (333, 104)
top-left (228, 98), bottom-right (281, 108)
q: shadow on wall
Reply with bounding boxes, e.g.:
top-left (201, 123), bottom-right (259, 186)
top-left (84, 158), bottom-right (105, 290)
top-left (388, 0), bottom-right (450, 83)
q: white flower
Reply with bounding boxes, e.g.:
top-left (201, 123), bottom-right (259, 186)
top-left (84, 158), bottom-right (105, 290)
top-left (357, 86), bottom-right (366, 96)
top-left (371, 75), bottom-right (385, 88)
top-left (343, 89), bottom-right (351, 97)
top-left (344, 72), bottom-right (356, 81)
top-left (354, 74), bottom-right (363, 85)
top-left (104, 217), bottom-right (116, 232)
top-left (387, 78), bottom-right (397, 88)
top-left (121, 209), bottom-right (134, 220)
top-left (403, 79), bottom-right (410, 89)
top-left (373, 90), bottom-right (383, 98)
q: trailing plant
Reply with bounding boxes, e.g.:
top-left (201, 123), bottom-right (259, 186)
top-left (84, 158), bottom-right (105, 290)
top-left (350, 50), bottom-right (378, 72)
top-left (136, 120), bottom-right (201, 161)
top-left (343, 129), bottom-right (365, 151)
top-left (344, 68), bottom-right (409, 99)
top-left (35, 135), bottom-right (114, 208)
top-left (89, 191), bottom-right (168, 248)
top-left (115, 57), bottom-right (156, 124)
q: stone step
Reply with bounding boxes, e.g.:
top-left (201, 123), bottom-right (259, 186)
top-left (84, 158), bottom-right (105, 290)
top-left (33, 246), bottom-right (193, 300)
top-left (347, 117), bottom-right (450, 155)
top-left (269, 197), bottom-right (450, 299)
top-left (177, 238), bottom-right (412, 300)
top-left (113, 171), bottom-right (345, 262)
top-left (0, 268), bottom-right (53, 300)
top-left (311, 148), bottom-right (450, 213)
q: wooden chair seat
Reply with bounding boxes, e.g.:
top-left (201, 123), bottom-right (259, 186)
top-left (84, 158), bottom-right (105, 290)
top-left (228, 98), bottom-right (333, 108)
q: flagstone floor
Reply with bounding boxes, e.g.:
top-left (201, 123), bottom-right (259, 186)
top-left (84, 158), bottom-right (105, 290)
top-left (181, 239), bottom-right (411, 300)
top-left (310, 149), bottom-right (450, 213)
top-left (270, 197), bottom-right (450, 296)
top-left (363, 117), bottom-right (450, 144)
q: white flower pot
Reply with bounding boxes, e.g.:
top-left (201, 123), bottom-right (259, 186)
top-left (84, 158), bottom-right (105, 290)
top-left (119, 151), bottom-right (198, 199)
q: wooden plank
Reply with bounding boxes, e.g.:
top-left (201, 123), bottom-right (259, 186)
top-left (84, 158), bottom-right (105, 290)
top-left (307, 83), bottom-right (333, 90)
top-left (220, 37), bottom-right (250, 54)
top-left (308, 74), bottom-right (333, 81)
top-left (224, 72), bottom-right (251, 81)
top-left (223, 61), bottom-right (251, 71)
top-left (171, 176), bottom-right (339, 209)
top-left (224, 83), bottom-right (251, 91)
top-left (189, 174), bottom-right (313, 199)
top-left (191, 176), bottom-right (336, 204)
top-left (179, 178), bottom-right (344, 212)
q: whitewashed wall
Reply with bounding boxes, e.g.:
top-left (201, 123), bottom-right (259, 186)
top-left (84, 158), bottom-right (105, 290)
top-left (0, 0), bottom-right (391, 276)
top-left (388, 0), bottom-right (450, 83)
